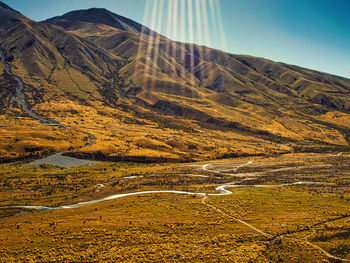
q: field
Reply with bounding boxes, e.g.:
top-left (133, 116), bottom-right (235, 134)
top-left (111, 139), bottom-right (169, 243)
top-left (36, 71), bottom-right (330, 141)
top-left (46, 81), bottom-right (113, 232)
top-left (0, 115), bottom-right (86, 162)
top-left (0, 153), bottom-right (349, 262)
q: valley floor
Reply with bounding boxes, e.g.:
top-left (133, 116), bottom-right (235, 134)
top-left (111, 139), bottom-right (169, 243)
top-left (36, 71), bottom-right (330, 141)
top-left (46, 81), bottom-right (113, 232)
top-left (0, 153), bottom-right (349, 262)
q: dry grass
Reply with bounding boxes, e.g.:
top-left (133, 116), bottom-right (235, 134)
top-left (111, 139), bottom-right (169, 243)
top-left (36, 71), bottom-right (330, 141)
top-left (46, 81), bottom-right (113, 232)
top-left (0, 153), bottom-right (349, 262)
top-left (0, 115), bottom-right (85, 162)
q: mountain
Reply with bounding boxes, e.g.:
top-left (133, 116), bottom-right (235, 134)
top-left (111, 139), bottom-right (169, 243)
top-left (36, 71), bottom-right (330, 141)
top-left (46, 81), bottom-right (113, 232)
top-left (0, 3), bottom-right (127, 105)
top-left (44, 8), bottom-right (350, 112)
top-left (43, 8), bottom-right (157, 36)
top-left (1, 2), bottom-right (350, 162)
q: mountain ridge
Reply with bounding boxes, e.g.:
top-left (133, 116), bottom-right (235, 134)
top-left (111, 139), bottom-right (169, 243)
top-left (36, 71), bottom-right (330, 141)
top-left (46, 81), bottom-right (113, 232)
top-left (42, 7), bottom-right (158, 37)
top-left (0, 1), bottom-right (19, 13)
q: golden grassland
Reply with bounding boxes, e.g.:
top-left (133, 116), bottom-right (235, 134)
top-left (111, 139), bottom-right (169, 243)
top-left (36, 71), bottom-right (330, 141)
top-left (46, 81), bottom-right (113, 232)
top-left (2, 91), bottom-right (349, 164)
top-left (0, 161), bottom-right (177, 208)
top-left (0, 115), bottom-right (85, 162)
top-left (0, 153), bottom-right (349, 262)
top-left (319, 111), bottom-right (350, 129)
top-left (32, 99), bottom-right (293, 160)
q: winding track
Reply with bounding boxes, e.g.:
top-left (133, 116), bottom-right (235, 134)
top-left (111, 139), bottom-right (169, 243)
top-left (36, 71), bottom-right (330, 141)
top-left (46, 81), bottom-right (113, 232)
top-left (201, 195), bottom-right (272, 237)
top-left (303, 238), bottom-right (350, 262)
top-left (202, 195), bottom-right (350, 262)
top-left (270, 215), bottom-right (350, 262)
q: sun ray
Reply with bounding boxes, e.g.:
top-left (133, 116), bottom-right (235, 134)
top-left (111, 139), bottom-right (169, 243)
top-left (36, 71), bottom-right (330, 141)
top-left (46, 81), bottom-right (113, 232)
top-left (179, 0), bottom-right (187, 82)
top-left (143, 0), bottom-right (160, 89)
top-left (172, 0), bottom-right (179, 58)
top-left (214, 0), bottom-right (228, 52)
top-left (208, 0), bottom-right (218, 36)
top-left (194, 0), bottom-right (203, 47)
top-left (165, 0), bottom-right (174, 76)
top-left (170, 0), bottom-right (179, 81)
top-left (212, 0), bottom-right (229, 71)
top-left (150, 0), bottom-right (165, 90)
top-left (187, 0), bottom-right (196, 85)
top-left (187, 0), bottom-right (194, 49)
top-left (133, 0), bottom-right (151, 84)
top-left (200, 0), bottom-right (214, 89)
top-left (194, 0), bottom-right (204, 83)
top-left (201, 0), bottom-right (210, 48)
top-left (180, 0), bottom-right (186, 44)
top-left (137, 0), bottom-right (227, 94)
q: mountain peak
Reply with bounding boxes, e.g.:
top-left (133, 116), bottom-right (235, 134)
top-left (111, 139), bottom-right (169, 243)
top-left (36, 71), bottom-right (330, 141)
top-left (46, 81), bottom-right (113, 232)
top-left (43, 7), bottom-right (155, 36)
top-left (0, 1), bottom-right (29, 26)
top-left (0, 1), bottom-right (19, 13)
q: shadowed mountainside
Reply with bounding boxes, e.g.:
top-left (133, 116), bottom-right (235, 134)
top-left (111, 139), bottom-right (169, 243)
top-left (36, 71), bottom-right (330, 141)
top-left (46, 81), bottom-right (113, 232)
top-left (1, 2), bottom-right (350, 162)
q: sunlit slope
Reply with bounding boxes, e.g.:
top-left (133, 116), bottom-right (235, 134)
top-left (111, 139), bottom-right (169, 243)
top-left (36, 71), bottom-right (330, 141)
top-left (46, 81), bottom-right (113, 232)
top-left (56, 12), bottom-right (350, 113)
top-left (54, 13), bottom-right (350, 147)
top-left (54, 12), bottom-right (350, 113)
top-left (1, 3), bottom-right (350, 162)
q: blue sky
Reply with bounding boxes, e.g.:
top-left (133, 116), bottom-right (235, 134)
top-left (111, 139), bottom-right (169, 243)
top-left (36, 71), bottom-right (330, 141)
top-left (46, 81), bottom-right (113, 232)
top-left (3, 0), bottom-right (350, 78)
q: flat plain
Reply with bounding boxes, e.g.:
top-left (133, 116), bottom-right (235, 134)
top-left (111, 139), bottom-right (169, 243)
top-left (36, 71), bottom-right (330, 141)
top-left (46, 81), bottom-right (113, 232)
top-left (0, 153), bottom-right (349, 262)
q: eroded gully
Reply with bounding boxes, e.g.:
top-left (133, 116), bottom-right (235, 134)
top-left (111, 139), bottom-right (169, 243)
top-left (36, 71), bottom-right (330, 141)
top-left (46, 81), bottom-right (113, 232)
top-left (0, 49), bottom-right (95, 168)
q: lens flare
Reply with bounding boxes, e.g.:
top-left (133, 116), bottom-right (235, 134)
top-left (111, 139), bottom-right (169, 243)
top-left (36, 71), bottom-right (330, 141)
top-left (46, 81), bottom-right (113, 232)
top-left (136, 0), bottom-right (226, 91)
top-left (187, 0), bottom-right (195, 84)
top-left (133, 0), bottom-right (151, 82)
top-left (143, 0), bottom-right (160, 88)
top-left (149, 0), bottom-right (165, 90)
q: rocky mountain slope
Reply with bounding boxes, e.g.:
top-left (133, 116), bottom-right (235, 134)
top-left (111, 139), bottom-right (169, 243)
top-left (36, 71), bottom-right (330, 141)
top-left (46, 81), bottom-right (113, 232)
top-left (1, 2), bottom-right (350, 162)
top-left (43, 8), bottom-right (157, 36)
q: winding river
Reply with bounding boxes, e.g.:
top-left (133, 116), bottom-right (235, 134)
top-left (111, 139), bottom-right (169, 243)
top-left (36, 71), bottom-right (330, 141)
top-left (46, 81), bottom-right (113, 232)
top-left (1, 181), bottom-right (335, 212)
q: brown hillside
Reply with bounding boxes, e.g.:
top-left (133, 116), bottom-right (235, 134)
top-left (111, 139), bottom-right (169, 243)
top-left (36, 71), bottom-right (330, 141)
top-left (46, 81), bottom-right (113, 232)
top-left (1, 3), bottom-right (350, 162)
